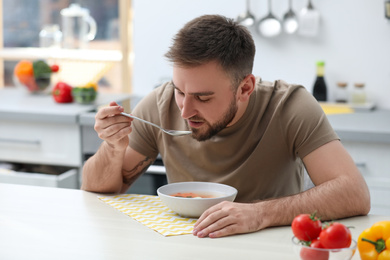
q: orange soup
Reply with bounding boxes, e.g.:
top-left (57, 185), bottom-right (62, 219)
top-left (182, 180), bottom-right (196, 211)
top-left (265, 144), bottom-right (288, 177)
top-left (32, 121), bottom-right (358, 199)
top-left (170, 192), bottom-right (221, 198)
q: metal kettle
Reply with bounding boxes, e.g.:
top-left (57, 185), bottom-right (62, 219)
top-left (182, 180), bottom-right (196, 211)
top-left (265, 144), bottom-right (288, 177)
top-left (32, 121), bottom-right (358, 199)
top-left (60, 3), bottom-right (97, 49)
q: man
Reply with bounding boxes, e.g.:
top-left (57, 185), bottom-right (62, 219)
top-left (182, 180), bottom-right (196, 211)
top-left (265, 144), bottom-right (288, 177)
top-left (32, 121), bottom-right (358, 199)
top-left (82, 14), bottom-right (370, 238)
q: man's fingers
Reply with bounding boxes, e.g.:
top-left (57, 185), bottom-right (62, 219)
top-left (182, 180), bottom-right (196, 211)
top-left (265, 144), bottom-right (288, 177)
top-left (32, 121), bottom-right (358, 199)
top-left (208, 224), bottom-right (237, 238)
top-left (193, 202), bottom-right (261, 238)
top-left (195, 213), bottom-right (231, 238)
top-left (97, 121), bottom-right (132, 140)
top-left (193, 203), bottom-right (222, 231)
top-left (96, 103), bottom-right (124, 120)
top-left (109, 101), bottom-right (119, 106)
top-left (193, 202), bottom-right (233, 237)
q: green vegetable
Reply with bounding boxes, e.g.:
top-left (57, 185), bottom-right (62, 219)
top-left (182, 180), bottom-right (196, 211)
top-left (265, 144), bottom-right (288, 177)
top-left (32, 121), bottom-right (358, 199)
top-left (32, 60), bottom-right (52, 89)
top-left (72, 86), bottom-right (97, 104)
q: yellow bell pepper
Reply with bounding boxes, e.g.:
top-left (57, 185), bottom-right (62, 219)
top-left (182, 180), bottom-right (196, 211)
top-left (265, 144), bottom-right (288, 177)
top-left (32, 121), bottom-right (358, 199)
top-left (358, 221), bottom-right (390, 260)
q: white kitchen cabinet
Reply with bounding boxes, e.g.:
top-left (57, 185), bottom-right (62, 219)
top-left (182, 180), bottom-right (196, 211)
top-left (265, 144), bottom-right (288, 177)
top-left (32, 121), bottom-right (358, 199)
top-left (0, 120), bottom-right (81, 167)
top-left (342, 141), bottom-right (390, 216)
top-left (0, 88), bottom-right (131, 189)
top-left (0, 168), bottom-right (77, 189)
top-left (342, 141), bottom-right (390, 179)
top-left (328, 110), bottom-right (390, 216)
top-left (366, 178), bottom-right (390, 216)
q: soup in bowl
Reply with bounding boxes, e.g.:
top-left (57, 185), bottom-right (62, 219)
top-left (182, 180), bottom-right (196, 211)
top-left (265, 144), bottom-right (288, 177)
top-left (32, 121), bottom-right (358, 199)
top-left (157, 182), bottom-right (238, 218)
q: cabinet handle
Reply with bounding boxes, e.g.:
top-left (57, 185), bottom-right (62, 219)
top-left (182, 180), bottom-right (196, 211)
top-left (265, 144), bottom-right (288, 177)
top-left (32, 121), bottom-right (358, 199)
top-left (355, 162), bottom-right (367, 168)
top-left (0, 138), bottom-right (41, 146)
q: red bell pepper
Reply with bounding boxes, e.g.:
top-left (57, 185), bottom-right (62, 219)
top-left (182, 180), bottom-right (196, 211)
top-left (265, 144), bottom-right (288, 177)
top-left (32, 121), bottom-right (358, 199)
top-left (52, 81), bottom-right (73, 103)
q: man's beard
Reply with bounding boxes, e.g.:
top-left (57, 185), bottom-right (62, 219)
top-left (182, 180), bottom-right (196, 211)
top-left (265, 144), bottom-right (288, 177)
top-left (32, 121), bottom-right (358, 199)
top-left (190, 97), bottom-right (238, 142)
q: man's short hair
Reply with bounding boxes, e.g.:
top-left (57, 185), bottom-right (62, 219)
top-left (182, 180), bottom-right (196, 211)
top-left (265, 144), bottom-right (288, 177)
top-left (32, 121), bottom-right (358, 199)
top-left (165, 14), bottom-right (256, 89)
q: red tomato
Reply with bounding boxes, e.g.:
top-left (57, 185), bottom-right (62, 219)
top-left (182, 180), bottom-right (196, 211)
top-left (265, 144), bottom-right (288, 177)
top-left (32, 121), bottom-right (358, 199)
top-left (292, 213), bottom-right (322, 241)
top-left (300, 239), bottom-right (329, 260)
top-left (50, 64), bottom-right (60, 72)
top-left (52, 81), bottom-right (73, 103)
top-left (319, 222), bottom-right (352, 249)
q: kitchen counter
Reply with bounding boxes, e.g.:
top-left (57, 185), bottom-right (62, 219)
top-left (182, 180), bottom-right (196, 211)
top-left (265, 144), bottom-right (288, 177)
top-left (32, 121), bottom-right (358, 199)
top-left (77, 98), bottom-right (390, 144)
top-left (0, 87), bottom-right (131, 124)
top-left (327, 109), bottom-right (390, 143)
top-left (0, 182), bottom-right (388, 260)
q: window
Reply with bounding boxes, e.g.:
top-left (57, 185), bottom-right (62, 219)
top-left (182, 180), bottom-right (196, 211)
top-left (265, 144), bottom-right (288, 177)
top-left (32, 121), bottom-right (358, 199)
top-left (0, 0), bottom-right (132, 93)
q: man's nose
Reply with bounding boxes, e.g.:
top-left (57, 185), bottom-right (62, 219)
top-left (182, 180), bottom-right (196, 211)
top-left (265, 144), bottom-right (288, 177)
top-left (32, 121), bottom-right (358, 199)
top-left (180, 96), bottom-right (196, 119)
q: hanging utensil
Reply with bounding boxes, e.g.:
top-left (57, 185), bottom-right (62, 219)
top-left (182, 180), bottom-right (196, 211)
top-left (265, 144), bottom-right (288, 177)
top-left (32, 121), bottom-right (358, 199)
top-left (256, 0), bottom-right (281, 38)
top-left (236, 0), bottom-right (256, 27)
top-left (283, 0), bottom-right (299, 34)
top-left (298, 0), bottom-right (320, 37)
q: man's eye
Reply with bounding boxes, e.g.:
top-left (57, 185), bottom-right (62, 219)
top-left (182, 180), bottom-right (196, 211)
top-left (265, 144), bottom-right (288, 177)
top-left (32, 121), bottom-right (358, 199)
top-left (176, 90), bottom-right (184, 96)
top-left (197, 96), bottom-right (211, 102)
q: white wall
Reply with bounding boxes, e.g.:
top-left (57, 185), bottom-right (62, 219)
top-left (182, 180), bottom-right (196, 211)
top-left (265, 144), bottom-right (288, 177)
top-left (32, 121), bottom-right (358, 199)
top-left (132, 0), bottom-right (390, 109)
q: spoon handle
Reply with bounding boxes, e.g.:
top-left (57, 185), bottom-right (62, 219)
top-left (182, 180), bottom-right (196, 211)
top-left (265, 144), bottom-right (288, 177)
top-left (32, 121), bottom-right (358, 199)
top-left (120, 112), bottom-right (162, 131)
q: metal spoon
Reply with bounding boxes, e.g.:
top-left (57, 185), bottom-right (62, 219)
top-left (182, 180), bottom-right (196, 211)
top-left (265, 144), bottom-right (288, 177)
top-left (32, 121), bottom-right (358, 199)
top-left (120, 112), bottom-right (192, 137)
top-left (236, 0), bottom-right (256, 27)
top-left (283, 0), bottom-right (299, 34)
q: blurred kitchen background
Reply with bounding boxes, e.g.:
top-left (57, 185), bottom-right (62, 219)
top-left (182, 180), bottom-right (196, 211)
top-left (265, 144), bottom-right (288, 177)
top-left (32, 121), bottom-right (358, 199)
top-left (132, 0), bottom-right (390, 108)
top-left (0, 0), bottom-right (389, 214)
top-left (1, 0), bottom-right (390, 107)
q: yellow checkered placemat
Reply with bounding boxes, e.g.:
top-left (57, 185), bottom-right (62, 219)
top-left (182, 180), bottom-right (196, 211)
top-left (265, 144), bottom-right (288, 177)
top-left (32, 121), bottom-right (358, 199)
top-left (99, 194), bottom-right (197, 236)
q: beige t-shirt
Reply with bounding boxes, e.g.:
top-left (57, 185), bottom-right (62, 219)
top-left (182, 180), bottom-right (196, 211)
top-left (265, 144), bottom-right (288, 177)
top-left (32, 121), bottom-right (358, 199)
top-left (129, 78), bottom-right (339, 202)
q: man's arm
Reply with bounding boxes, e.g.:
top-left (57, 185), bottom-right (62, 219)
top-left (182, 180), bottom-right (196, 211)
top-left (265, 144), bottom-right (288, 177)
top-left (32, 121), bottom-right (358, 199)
top-left (193, 140), bottom-right (371, 238)
top-left (81, 142), bottom-right (154, 193)
top-left (81, 101), bottom-right (155, 194)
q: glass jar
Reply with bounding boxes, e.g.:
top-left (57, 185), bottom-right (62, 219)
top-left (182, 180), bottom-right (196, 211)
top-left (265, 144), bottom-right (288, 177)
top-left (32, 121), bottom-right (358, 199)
top-left (39, 24), bottom-right (62, 48)
top-left (335, 82), bottom-right (348, 103)
top-left (351, 83), bottom-right (366, 104)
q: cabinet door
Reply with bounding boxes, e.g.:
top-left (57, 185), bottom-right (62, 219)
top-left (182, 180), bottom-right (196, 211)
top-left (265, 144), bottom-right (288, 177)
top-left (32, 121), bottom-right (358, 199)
top-left (0, 120), bottom-right (81, 167)
top-left (0, 168), bottom-right (78, 189)
top-left (342, 141), bottom-right (390, 179)
top-left (365, 177), bottom-right (390, 215)
top-left (342, 141), bottom-right (390, 215)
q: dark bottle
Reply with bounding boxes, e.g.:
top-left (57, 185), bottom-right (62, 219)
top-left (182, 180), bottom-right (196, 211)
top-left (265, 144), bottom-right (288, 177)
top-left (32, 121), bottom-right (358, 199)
top-left (312, 61), bottom-right (327, 102)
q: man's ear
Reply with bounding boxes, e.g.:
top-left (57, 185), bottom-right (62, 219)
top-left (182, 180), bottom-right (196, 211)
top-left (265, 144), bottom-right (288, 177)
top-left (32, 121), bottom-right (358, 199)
top-left (237, 74), bottom-right (255, 102)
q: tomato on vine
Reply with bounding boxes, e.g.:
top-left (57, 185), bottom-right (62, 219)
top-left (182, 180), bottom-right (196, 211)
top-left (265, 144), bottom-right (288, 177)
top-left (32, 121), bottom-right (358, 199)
top-left (319, 222), bottom-right (352, 249)
top-left (292, 212), bottom-right (322, 241)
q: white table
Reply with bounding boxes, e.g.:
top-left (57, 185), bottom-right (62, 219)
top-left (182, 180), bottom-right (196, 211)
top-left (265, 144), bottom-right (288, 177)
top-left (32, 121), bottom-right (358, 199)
top-left (0, 183), bottom-right (387, 260)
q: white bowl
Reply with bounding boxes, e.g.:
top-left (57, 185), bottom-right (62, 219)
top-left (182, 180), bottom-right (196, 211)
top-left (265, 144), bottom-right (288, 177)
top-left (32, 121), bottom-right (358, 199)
top-left (157, 182), bottom-right (237, 218)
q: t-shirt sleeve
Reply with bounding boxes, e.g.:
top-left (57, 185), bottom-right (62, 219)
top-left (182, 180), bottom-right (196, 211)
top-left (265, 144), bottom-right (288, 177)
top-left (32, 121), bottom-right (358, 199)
top-left (128, 89), bottom-right (160, 159)
top-left (280, 86), bottom-right (339, 159)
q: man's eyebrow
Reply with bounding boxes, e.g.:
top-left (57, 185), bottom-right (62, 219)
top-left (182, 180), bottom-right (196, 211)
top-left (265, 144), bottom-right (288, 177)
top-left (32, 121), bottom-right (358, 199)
top-left (171, 81), bottom-right (214, 96)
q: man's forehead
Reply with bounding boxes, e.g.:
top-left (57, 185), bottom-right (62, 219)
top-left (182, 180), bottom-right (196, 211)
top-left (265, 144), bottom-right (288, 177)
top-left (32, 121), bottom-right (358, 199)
top-left (171, 80), bottom-right (214, 96)
top-left (171, 61), bottom-right (233, 93)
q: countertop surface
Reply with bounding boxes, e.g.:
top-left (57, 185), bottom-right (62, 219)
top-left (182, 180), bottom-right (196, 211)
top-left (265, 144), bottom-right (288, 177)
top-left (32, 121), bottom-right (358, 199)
top-left (0, 87), bottom-right (131, 124)
top-left (327, 109), bottom-right (390, 143)
top-left (1, 87), bottom-right (389, 142)
top-left (0, 182), bottom-right (388, 260)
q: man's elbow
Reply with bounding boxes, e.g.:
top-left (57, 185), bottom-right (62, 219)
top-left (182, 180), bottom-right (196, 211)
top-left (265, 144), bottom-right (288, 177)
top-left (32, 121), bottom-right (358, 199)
top-left (353, 181), bottom-right (371, 216)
